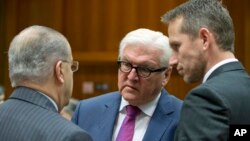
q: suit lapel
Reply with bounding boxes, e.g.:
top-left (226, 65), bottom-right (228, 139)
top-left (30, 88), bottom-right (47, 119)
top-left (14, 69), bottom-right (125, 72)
top-left (96, 94), bottom-right (121, 140)
top-left (143, 89), bottom-right (174, 141)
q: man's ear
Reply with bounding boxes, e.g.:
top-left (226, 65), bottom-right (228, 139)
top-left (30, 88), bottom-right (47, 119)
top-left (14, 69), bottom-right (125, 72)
top-left (162, 67), bottom-right (172, 86)
top-left (55, 61), bottom-right (64, 84)
top-left (199, 28), bottom-right (211, 50)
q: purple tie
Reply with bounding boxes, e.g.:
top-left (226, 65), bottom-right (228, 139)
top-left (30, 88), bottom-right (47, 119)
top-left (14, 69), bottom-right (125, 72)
top-left (116, 105), bottom-right (141, 141)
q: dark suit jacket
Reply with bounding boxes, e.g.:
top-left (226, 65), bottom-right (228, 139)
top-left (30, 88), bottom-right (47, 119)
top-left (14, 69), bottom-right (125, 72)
top-left (0, 86), bottom-right (93, 141)
top-left (72, 89), bottom-right (183, 141)
top-left (174, 62), bottom-right (250, 141)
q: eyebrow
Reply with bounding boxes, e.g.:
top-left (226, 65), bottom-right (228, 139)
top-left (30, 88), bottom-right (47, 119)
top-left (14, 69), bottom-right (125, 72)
top-left (169, 41), bottom-right (181, 50)
top-left (123, 60), bottom-right (160, 70)
top-left (120, 55), bottom-right (160, 67)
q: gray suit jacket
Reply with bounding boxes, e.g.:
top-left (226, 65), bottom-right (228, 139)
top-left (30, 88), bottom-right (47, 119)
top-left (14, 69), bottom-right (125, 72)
top-left (0, 86), bottom-right (93, 141)
top-left (174, 62), bottom-right (250, 141)
top-left (72, 89), bottom-right (183, 141)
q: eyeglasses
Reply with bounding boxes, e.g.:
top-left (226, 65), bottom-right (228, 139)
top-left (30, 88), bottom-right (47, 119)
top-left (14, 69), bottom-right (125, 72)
top-left (117, 61), bottom-right (167, 78)
top-left (62, 60), bottom-right (79, 72)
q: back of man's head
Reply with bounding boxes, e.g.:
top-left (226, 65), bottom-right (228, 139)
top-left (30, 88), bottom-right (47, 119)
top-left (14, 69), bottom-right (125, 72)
top-left (8, 25), bottom-right (71, 87)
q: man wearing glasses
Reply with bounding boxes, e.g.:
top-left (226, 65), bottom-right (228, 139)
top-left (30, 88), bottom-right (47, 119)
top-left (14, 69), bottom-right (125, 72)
top-left (0, 25), bottom-right (92, 141)
top-left (72, 28), bottom-right (182, 141)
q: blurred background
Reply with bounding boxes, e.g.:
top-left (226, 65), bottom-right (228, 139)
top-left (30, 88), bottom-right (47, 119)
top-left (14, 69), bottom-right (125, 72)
top-left (0, 0), bottom-right (249, 101)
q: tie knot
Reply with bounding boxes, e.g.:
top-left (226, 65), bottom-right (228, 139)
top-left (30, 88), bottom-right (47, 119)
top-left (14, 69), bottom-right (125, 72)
top-left (126, 105), bottom-right (141, 117)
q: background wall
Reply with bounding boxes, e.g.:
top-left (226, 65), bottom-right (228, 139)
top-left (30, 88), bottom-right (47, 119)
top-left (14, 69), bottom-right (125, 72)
top-left (1, 0), bottom-right (249, 100)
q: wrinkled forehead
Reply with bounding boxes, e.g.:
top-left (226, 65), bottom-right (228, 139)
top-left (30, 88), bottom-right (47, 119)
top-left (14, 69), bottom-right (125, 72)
top-left (121, 44), bottom-right (163, 65)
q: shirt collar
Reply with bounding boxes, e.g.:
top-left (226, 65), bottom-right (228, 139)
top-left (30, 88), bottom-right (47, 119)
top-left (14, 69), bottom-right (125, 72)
top-left (202, 58), bottom-right (238, 83)
top-left (119, 91), bottom-right (161, 117)
top-left (37, 91), bottom-right (59, 111)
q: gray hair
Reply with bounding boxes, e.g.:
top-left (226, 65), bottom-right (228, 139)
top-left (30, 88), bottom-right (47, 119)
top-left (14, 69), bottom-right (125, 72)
top-left (8, 25), bottom-right (71, 87)
top-left (119, 28), bottom-right (172, 67)
top-left (161, 0), bottom-right (235, 52)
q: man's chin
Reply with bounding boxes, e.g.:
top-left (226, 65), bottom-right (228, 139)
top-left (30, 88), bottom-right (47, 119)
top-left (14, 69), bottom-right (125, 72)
top-left (183, 75), bottom-right (199, 84)
top-left (122, 93), bottom-right (137, 100)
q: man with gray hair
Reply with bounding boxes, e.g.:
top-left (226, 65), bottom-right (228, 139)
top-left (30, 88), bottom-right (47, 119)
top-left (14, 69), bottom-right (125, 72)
top-left (0, 25), bottom-right (92, 141)
top-left (72, 28), bottom-right (182, 141)
top-left (161, 0), bottom-right (250, 140)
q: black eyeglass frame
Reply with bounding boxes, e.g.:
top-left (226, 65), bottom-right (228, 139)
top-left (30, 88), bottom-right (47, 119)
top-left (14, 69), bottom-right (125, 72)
top-left (117, 60), bottom-right (167, 78)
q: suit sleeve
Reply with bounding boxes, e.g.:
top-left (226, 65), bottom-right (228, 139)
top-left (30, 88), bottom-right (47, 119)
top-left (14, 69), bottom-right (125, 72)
top-left (174, 86), bottom-right (230, 141)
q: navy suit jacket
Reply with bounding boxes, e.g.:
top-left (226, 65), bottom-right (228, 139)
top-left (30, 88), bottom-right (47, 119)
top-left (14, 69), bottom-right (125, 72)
top-left (0, 87), bottom-right (93, 141)
top-left (72, 89), bottom-right (182, 141)
top-left (174, 62), bottom-right (250, 141)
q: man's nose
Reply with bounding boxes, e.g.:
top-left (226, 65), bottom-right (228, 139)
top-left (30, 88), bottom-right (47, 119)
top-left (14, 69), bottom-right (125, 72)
top-left (127, 68), bottom-right (139, 80)
top-left (169, 54), bottom-right (178, 68)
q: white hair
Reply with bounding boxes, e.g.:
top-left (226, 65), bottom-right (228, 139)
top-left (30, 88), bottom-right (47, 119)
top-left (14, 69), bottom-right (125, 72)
top-left (119, 28), bottom-right (172, 67)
